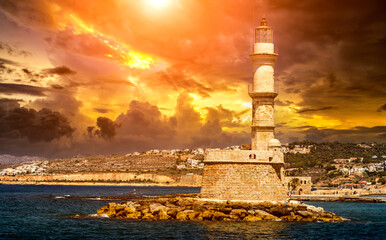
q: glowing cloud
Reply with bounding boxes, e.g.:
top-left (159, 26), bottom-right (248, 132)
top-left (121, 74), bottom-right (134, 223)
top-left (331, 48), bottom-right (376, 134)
top-left (61, 14), bottom-right (153, 69)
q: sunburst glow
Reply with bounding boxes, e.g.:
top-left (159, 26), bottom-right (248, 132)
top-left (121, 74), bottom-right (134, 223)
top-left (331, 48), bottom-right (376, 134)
top-left (147, 0), bottom-right (170, 8)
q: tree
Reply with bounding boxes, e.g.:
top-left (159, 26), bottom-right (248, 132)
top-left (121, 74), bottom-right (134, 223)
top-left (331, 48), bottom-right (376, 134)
top-left (289, 178), bottom-right (300, 190)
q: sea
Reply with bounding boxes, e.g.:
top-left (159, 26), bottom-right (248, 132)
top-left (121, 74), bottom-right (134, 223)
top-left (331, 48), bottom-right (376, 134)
top-left (0, 185), bottom-right (385, 240)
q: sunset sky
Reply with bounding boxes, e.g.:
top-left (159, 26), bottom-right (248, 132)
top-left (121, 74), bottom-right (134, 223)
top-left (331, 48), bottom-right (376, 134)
top-left (0, 0), bottom-right (385, 158)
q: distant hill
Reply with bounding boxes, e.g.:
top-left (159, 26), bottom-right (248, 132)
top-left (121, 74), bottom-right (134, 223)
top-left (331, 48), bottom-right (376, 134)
top-left (285, 141), bottom-right (385, 169)
top-left (0, 155), bottom-right (47, 165)
top-left (46, 154), bottom-right (177, 174)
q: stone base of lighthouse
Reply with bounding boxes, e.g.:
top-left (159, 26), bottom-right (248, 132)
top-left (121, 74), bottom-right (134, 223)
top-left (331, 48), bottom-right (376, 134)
top-left (200, 150), bottom-right (287, 201)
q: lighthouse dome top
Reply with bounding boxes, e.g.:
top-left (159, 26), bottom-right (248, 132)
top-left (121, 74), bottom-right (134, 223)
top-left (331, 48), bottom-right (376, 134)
top-left (257, 17), bottom-right (271, 29)
top-left (268, 139), bottom-right (281, 147)
top-left (260, 17), bottom-right (268, 26)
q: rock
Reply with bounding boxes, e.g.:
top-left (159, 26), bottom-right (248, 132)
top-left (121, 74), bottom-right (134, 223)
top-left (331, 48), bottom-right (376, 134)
top-left (247, 210), bottom-right (255, 215)
top-left (297, 211), bottom-right (314, 218)
top-left (167, 208), bottom-right (179, 219)
top-left (140, 207), bottom-right (150, 215)
top-left (176, 210), bottom-right (193, 220)
top-left (269, 206), bottom-right (293, 217)
top-left (97, 206), bottom-right (108, 215)
top-left (295, 205), bottom-right (308, 211)
top-left (256, 201), bottom-right (274, 210)
top-left (289, 200), bottom-right (301, 206)
top-left (243, 215), bottom-right (263, 222)
top-left (254, 210), bottom-right (279, 220)
top-left (307, 205), bottom-right (324, 214)
top-left (156, 198), bottom-right (168, 205)
top-left (149, 203), bottom-right (167, 214)
top-left (126, 211), bottom-right (141, 220)
top-left (124, 206), bottom-right (136, 214)
top-left (92, 197), bottom-right (343, 223)
top-left (200, 210), bottom-right (214, 220)
top-left (212, 211), bottom-right (228, 221)
top-left (219, 207), bottom-right (232, 214)
top-left (115, 210), bottom-right (126, 218)
top-left (187, 211), bottom-right (201, 221)
top-left (115, 205), bottom-right (125, 212)
top-left (158, 209), bottom-right (171, 220)
top-left (229, 214), bottom-right (241, 221)
top-left (332, 216), bottom-right (343, 221)
top-left (230, 209), bottom-right (247, 218)
top-left (191, 201), bottom-right (207, 211)
top-left (176, 198), bottom-right (194, 207)
top-left (108, 202), bottom-right (117, 208)
top-left (320, 212), bottom-right (334, 218)
top-left (142, 213), bottom-right (155, 220)
top-left (229, 202), bottom-right (251, 210)
top-left (294, 215), bottom-right (303, 221)
top-left (165, 202), bottom-right (177, 208)
top-left (105, 209), bottom-right (116, 218)
top-left (318, 217), bottom-right (334, 222)
top-left (281, 215), bottom-right (298, 221)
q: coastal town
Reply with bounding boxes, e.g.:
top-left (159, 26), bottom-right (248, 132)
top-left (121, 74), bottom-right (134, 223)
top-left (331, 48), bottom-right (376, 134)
top-left (1, 142), bottom-right (385, 199)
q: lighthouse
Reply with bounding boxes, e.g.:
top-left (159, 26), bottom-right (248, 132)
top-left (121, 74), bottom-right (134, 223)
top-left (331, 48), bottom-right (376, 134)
top-left (249, 17), bottom-right (280, 150)
top-left (200, 17), bottom-right (286, 201)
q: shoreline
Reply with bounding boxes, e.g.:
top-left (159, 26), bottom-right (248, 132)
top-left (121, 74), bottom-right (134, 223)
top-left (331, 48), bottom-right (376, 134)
top-left (0, 180), bottom-right (200, 187)
top-left (292, 195), bottom-right (386, 203)
top-left (2, 182), bottom-right (385, 203)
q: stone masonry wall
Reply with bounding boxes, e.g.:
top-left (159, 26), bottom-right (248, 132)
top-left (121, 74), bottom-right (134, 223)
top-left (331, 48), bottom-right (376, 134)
top-left (200, 163), bottom-right (287, 201)
top-left (0, 173), bottom-right (175, 183)
top-left (285, 176), bottom-right (312, 195)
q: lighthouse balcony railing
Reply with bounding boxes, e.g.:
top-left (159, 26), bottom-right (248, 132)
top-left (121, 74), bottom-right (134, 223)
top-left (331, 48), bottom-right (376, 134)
top-left (249, 45), bottom-right (279, 55)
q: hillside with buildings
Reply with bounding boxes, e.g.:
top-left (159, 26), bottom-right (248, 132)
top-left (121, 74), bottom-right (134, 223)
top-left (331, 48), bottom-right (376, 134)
top-left (1, 142), bottom-right (385, 190)
top-left (284, 141), bottom-right (386, 187)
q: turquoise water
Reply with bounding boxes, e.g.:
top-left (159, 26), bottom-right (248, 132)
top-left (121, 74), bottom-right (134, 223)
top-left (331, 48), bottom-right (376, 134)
top-left (0, 185), bottom-right (385, 239)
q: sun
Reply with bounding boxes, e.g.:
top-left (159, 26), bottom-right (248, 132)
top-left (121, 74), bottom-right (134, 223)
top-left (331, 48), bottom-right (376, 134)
top-left (147, 0), bottom-right (169, 8)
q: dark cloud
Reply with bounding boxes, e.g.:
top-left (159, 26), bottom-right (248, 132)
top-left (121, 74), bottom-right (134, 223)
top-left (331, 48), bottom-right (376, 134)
top-left (268, 0), bottom-right (386, 121)
top-left (0, 41), bottom-right (30, 57)
top-left (302, 127), bottom-right (328, 142)
top-left (296, 126), bottom-right (386, 142)
top-left (22, 68), bottom-right (32, 75)
top-left (21, 68), bottom-right (45, 80)
top-left (276, 99), bottom-right (293, 106)
top-left (43, 66), bottom-right (76, 75)
top-left (377, 104), bottom-right (386, 112)
top-left (112, 95), bottom-right (249, 150)
top-left (0, 83), bottom-right (46, 96)
top-left (0, 57), bottom-right (18, 66)
top-left (297, 106), bottom-right (334, 114)
top-left (50, 84), bottom-right (64, 90)
top-left (115, 100), bottom-right (176, 139)
top-left (93, 117), bottom-right (119, 140)
top-left (0, 105), bottom-right (74, 142)
top-left (205, 105), bottom-right (246, 128)
top-left (27, 90), bottom-right (83, 119)
top-left (0, 0), bottom-right (55, 30)
top-left (0, 98), bottom-right (23, 111)
top-left (93, 108), bottom-right (111, 114)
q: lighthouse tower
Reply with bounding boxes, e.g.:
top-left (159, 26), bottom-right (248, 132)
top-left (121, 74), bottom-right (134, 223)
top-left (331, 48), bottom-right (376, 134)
top-left (249, 17), bottom-right (279, 150)
top-left (200, 17), bottom-right (286, 201)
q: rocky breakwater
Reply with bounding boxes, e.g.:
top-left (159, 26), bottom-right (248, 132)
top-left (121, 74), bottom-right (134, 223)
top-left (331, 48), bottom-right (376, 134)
top-left (94, 195), bottom-right (343, 222)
